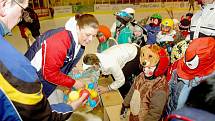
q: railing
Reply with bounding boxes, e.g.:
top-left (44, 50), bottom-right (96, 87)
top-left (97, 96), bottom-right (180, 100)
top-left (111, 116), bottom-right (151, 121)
top-left (48, 0), bottom-right (190, 6)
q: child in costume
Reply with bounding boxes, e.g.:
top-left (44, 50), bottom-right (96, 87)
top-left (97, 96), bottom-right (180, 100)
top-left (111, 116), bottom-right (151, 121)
top-left (97, 25), bottom-right (117, 53)
top-left (156, 18), bottom-right (176, 55)
top-left (165, 37), bottom-right (215, 115)
top-left (144, 13), bottom-right (162, 45)
top-left (111, 9), bottom-right (134, 44)
top-left (131, 23), bottom-right (147, 47)
top-left (121, 45), bottom-right (170, 121)
top-left (175, 18), bottom-right (191, 44)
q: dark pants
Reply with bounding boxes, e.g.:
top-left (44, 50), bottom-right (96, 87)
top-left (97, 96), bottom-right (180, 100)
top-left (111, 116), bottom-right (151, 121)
top-left (119, 47), bottom-right (141, 98)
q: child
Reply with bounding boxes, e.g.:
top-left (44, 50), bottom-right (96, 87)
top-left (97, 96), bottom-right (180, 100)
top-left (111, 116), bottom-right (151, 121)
top-left (144, 13), bottom-right (162, 45)
top-left (156, 18), bottom-right (176, 55)
top-left (97, 25), bottom-right (117, 53)
top-left (121, 45), bottom-right (170, 121)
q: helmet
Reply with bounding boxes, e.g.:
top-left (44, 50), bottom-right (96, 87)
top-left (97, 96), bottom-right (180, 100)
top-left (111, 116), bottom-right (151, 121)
top-left (114, 11), bottom-right (133, 25)
top-left (122, 8), bottom-right (135, 14)
top-left (161, 18), bottom-right (174, 29)
top-left (151, 13), bottom-right (162, 20)
top-left (179, 19), bottom-right (191, 30)
top-left (98, 25), bottom-right (111, 39)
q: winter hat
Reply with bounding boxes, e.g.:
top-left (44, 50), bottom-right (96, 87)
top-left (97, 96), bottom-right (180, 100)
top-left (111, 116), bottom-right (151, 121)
top-left (177, 37), bottom-right (215, 80)
top-left (98, 25), bottom-right (111, 39)
top-left (179, 19), bottom-right (191, 30)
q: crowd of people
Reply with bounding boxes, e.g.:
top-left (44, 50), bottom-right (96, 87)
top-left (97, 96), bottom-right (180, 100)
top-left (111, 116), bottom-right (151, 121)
top-left (1, 0), bottom-right (215, 120)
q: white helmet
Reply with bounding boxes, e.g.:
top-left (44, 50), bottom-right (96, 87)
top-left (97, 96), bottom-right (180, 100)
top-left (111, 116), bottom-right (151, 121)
top-left (122, 8), bottom-right (135, 14)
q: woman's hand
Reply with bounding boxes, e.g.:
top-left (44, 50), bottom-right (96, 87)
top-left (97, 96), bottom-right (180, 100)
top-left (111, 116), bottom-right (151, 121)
top-left (67, 93), bottom-right (88, 110)
top-left (73, 79), bottom-right (85, 89)
top-left (97, 85), bottom-right (109, 94)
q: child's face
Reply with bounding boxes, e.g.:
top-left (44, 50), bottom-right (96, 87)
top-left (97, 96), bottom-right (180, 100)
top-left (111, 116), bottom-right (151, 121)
top-left (143, 66), bottom-right (156, 77)
top-left (97, 32), bottom-right (106, 43)
top-left (152, 18), bottom-right (159, 25)
top-left (161, 25), bottom-right (171, 34)
top-left (134, 30), bottom-right (142, 37)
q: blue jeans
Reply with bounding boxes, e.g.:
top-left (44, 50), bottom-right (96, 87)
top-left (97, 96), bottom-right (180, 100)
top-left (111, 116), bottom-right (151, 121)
top-left (165, 71), bottom-right (202, 115)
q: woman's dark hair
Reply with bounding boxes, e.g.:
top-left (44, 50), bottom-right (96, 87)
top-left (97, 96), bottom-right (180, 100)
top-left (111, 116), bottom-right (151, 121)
top-left (75, 14), bottom-right (99, 29)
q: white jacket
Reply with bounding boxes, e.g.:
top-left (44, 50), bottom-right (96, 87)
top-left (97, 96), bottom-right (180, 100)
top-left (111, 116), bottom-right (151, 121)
top-left (96, 43), bottom-right (138, 90)
top-left (190, 3), bottom-right (215, 39)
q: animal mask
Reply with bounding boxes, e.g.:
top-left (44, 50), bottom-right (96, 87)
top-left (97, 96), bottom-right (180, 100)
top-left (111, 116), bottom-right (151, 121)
top-left (140, 45), bottom-right (169, 77)
top-left (140, 45), bottom-right (160, 68)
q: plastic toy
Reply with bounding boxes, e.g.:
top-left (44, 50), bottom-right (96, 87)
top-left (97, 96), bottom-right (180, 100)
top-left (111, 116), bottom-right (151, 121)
top-left (66, 68), bottom-right (100, 111)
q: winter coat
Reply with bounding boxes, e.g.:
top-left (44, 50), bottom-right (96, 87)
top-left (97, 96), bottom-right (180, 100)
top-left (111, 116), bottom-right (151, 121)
top-left (96, 43), bottom-right (139, 90)
top-left (25, 17), bottom-right (85, 97)
top-left (0, 21), bottom-right (73, 121)
top-left (190, 3), bottom-right (215, 39)
top-left (124, 73), bottom-right (169, 121)
top-left (111, 21), bottom-right (133, 44)
top-left (97, 37), bottom-right (117, 53)
top-left (144, 24), bottom-right (160, 45)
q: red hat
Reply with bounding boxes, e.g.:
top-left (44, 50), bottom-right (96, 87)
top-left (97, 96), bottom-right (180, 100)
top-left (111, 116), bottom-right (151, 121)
top-left (177, 37), bottom-right (215, 80)
top-left (98, 25), bottom-right (111, 39)
top-left (154, 48), bottom-right (170, 77)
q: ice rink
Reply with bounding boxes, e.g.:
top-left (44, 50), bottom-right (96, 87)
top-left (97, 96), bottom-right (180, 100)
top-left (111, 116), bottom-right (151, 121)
top-left (6, 10), bottom-right (191, 69)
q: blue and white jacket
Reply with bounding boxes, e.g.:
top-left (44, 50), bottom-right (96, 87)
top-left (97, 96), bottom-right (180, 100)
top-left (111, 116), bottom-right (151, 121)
top-left (0, 21), bottom-right (74, 121)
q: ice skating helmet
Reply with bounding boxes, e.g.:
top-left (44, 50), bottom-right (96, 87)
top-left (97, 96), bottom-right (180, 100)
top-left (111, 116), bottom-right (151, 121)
top-left (179, 19), bottom-right (191, 30)
top-left (122, 8), bottom-right (135, 14)
top-left (151, 13), bottom-right (162, 20)
top-left (161, 19), bottom-right (174, 29)
top-left (114, 11), bottom-right (133, 25)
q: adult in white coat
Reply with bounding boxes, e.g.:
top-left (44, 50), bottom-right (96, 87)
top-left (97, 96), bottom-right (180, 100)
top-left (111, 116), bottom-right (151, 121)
top-left (190, 0), bottom-right (215, 39)
top-left (83, 43), bottom-right (141, 97)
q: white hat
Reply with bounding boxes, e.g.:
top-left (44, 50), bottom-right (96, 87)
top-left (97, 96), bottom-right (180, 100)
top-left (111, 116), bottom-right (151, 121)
top-left (122, 8), bottom-right (135, 14)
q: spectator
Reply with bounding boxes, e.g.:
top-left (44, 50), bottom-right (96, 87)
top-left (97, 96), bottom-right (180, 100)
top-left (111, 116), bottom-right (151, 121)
top-left (0, 0), bottom-right (87, 120)
top-left (190, 0), bottom-right (215, 39)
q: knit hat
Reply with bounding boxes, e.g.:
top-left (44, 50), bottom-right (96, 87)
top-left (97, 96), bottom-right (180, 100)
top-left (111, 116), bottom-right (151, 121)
top-left (179, 19), bottom-right (191, 30)
top-left (98, 25), bottom-right (111, 39)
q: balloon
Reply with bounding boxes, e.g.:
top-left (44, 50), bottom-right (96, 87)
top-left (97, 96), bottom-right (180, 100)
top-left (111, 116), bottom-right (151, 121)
top-left (90, 90), bottom-right (98, 98)
top-left (68, 91), bottom-right (79, 101)
top-left (80, 89), bottom-right (90, 100)
top-left (88, 83), bottom-right (94, 90)
top-left (89, 99), bottom-right (97, 108)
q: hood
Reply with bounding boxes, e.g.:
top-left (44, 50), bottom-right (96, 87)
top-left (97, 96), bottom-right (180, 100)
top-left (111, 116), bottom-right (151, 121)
top-left (65, 17), bottom-right (79, 46)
